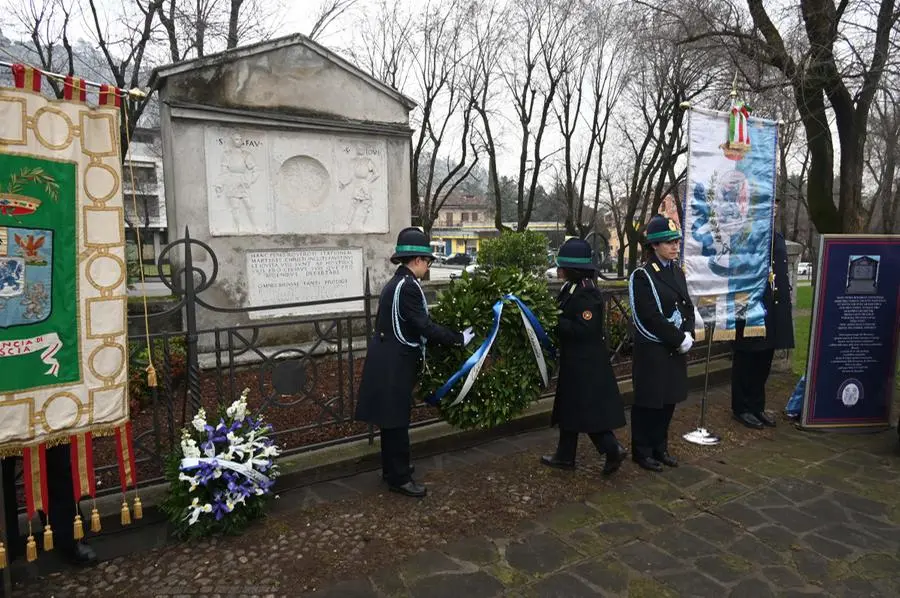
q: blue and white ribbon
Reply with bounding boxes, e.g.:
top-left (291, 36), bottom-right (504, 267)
top-left (180, 456), bottom-right (273, 487)
top-left (427, 294), bottom-right (554, 407)
top-left (628, 267), bottom-right (683, 343)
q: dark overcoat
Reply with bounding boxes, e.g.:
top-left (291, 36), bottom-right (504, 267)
top-left (551, 278), bottom-right (627, 433)
top-left (733, 232), bottom-right (795, 351)
top-left (629, 256), bottom-right (696, 409)
top-left (355, 266), bottom-right (461, 429)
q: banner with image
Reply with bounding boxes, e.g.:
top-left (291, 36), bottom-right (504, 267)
top-left (682, 106), bottom-right (778, 341)
top-left (0, 73), bottom-right (130, 452)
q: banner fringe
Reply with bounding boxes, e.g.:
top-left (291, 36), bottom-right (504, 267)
top-left (0, 425), bottom-right (121, 458)
top-left (742, 326), bottom-right (767, 338)
top-left (712, 329), bottom-right (736, 341)
top-left (693, 327), bottom-right (706, 342)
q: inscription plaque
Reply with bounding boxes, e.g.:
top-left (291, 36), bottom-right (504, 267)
top-left (245, 248), bottom-right (364, 319)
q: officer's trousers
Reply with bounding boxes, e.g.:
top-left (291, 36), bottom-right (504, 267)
top-left (631, 404), bottom-right (676, 460)
top-left (380, 427), bottom-right (413, 486)
top-left (555, 429), bottom-right (618, 462)
top-left (731, 348), bottom-right (775, 416)
top-left (2, 444), bottom-right (80, 560)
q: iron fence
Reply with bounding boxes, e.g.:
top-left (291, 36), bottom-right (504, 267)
top-left (94, 233), bottom-right (730, 494)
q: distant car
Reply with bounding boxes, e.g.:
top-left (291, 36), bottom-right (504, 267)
top-left (545, 266), bottom-right (558, 280)
top-left (449, 261), bottom-right (479, 279)
top-left (797, 262), bottom-right (811, 276)
top-left (444, 253), bottom-right (473, 266)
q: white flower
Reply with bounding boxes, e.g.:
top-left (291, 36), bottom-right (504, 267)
top-left (181, 438), bottom-right (201, 459)
top-left (191, 408), bottom-right (207, 433)
top-left (226, 388), bottom-right (250, 421)
top-left (178, 472), bottom-right (199, 491)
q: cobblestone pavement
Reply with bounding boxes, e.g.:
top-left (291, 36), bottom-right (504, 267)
top-left (12, 375), bottom-right (900, 597)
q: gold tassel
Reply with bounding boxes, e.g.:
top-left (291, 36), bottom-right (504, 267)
top-left (43, 525), bottom-right (53, 551)
top-left (90, 507), bottom-right (102, 533)
top-left (120, 500), bottom-right (131, 526)
top-left (133, 496), bottom-right (143, 520)
top-left (26, 535), bottom-right (37, 562)
top-left (74, 515), bottom-right (84, 540)
top-left (146, 364), bottom-right (157, 388)
top-left (0, 542), bottom-right (7, 569)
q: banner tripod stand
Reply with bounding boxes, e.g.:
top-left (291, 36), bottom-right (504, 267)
top-left (684, 323), bottom-right (721, 445)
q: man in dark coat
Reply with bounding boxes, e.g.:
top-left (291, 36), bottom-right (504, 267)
top-left (542, 238), bottom-right (628, 475)
top-left (355, 227), bottom-right (472, 498)
top-left (629, 215), bottom-right (696, 472)
top-left (731, 203), bottom-right (795, 429)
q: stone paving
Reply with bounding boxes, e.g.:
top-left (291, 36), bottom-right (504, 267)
top-left (304, 424), bottom-right (900, 597)
top-left (9, 375), bottom-right (900, 597)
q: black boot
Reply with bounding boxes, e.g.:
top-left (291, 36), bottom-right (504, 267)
top-left (734, 412), bottom-right (764, 429)
top-left (540, 455), bottom-right (575, 470)
top-left (388, 480), bottom-right (427, 498)
top-left (633, 456), bottom-right (663, 472)
top-left (602, 447), bottom-right (627, 476)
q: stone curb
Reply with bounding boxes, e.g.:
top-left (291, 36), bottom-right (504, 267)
top-left (70, 357), bottom-right (733, 551)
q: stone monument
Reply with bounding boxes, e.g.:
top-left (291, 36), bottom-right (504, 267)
top-left (150, 35), bottom-right (415, 343)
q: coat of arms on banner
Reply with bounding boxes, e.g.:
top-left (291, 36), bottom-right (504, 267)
top-left (0, 81), bottom-right (127, 449)
top-left (682, 104), bottom-right (777, 341)
top-left (0, 160), bottom-right (78, 390)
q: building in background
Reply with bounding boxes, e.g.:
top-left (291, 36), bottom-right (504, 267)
top-left (123, 127), bottom-right (167, 274)
top-left (431, 194), bottom-right (494, 256)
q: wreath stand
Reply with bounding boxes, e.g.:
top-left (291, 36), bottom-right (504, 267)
top-left (683, 323), bottom-right (722, 446)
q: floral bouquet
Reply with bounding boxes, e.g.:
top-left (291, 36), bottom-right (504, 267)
top-left (162, 389), bottom-right (280, 539)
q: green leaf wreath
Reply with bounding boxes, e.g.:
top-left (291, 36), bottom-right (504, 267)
top-left (419, 267), bottom-right (558, 429)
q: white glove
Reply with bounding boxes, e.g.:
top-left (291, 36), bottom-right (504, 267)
top-left (678, 333), bottom-right (693, 354)
top-left (462, 327), bottom-right (475, 346)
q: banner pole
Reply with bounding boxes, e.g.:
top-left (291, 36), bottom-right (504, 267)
top-left (684, 323), bottom-right (721, 446)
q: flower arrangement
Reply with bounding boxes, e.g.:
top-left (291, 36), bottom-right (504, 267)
top-left (420, 267), bottom-right (557, 430)
top-left (162, 389), bottom-right (280, 539)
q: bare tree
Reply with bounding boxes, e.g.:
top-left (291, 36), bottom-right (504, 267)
top-left (408, 0), bottom-right (480, 236)
top-left (865, 87), bottom-right (900, 233)
top-left (465, 0), bottom-right (510, 232)
top-left (618, 7), bottom-right (724, 271)
top-left (308, 0), bottom-right (360, 41)
top-left (7, 0), bottom-right (78, 98)
top-left (155, 0), bottom-right (277, 61)
top-left (502, 0), bottom-right (576, 231)
top-left (671, 0), bottom-right (900, 234)
top-left (552, 1), bottom-right (628, 238)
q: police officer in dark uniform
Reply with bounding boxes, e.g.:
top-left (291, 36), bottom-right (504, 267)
top-left (628, 215), bottom-right (696, 472)
top-left (541, 239), bottom-right (628, 475)
top-left (355, 227), bottom-right (473, 498)
top-left (731, 200), bottom-right (795, 429)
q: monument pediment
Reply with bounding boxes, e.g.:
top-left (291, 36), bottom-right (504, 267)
top-left (150, 34), bottom-right (415, 124)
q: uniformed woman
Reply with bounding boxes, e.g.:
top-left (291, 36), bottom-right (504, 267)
top-left (628, 215), bottom-right (696, 472)
top-left (731, 199), bottom-right (794, 428)
top-left (355, 227), bottom-right (474, 497)
top-left (541, 238), bottom-right (628, 475)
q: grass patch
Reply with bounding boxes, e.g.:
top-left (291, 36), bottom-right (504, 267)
top-left (793, 315), bottom-right (811, 376)
top-left (795, 284), bottom-right (813, 310)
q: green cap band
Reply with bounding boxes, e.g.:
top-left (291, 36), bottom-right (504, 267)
top-left (556, 256), bottom-right (593, 265)
top-left (396, 245), bottom-right (433, 253)
top-left (646, 230), bottom-right (680, 242)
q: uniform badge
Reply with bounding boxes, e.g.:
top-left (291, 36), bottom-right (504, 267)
top-left (651, 263), bottom-right (660, 272)
top-left (581, 310), bottom-right (593, 321)
top-left (667, 219), bottom-right (677, 231)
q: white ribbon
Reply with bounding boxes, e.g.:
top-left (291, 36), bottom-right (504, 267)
top-left (449, 300), bottom-right (548, 407)
top-left (0, 332), bottom-right (62, 376)
top-left (180, 456), bottom-right (272, 487)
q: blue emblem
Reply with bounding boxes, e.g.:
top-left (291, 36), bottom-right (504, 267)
top-left (0, 226), bottom-right (53, 328)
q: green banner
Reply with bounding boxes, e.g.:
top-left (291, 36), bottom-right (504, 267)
top-left (0, 154), bottom-right (79, 392)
